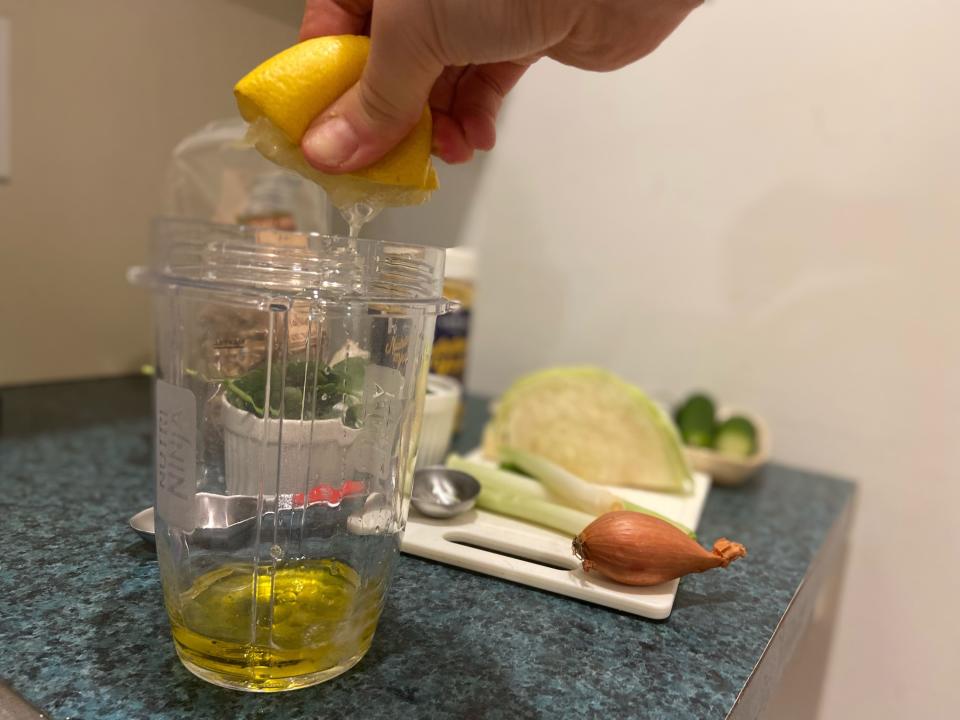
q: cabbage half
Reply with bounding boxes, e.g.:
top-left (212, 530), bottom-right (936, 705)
top-left (483, 367), bottom-right (693, 494)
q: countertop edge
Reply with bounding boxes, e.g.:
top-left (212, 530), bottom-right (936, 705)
top-left (0, 680), bottom-right (48, 719)
top-left (725, 484), bottom-right (858, 719)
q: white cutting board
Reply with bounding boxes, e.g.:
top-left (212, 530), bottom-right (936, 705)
top-left (400, 454), bottom-right (712, 620)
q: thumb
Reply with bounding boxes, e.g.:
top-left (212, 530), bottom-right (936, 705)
top-left (302, 19), bottom-right (442, 173)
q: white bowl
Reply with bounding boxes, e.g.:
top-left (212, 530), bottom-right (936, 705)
top-left (221, 395), bottom-right (361, 496)
top-left (416, 375), bottom-right (462, 469)
top-left (682, 407), bottom-right (771, 486)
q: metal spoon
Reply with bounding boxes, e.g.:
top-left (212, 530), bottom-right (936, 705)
top-left (128, 487), bottom-right (363, 546)
top-left (128, 468), bottom-right (479, 546)
top-left (411, 466), bottom-right (481, 519)
top-left (129, 493), bottom-right (268, 547)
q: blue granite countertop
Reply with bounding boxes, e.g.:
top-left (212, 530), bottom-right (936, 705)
top-left (0, 378), bottom-right (854, 720)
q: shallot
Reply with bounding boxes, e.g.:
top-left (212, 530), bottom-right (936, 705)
top-left (573, 511), bottom-right (747, 586)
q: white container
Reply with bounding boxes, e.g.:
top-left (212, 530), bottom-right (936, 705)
top-left (416, 375), bottom-right (462, 469)
top-left (443, 246), bottom-right (477, 284)
top-left (222, 395), bottom-right (361, 496)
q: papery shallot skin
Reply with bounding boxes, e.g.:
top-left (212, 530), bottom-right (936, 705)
top-left (572, 511), bottom-right (747, 586)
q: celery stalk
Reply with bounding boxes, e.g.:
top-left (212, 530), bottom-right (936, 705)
top-left (500, 447), bottom-right (624, 514)
top-left (500, 447), bottom-right (697, 539)
top-left (476, 488), bottom-right (594, 537)
top-left (446, 454), bottom-right (553, 501)
top-left (445, 452), bottom-right (697, 539)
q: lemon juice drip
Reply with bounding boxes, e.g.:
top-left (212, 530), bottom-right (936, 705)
top-left (169, 558), bottom-right (387, 692)
top-left (341, 201), bottom-right (381, 238)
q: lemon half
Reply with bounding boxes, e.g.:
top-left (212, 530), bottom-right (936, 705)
top-left (234, 35), bottom-right (437, 210)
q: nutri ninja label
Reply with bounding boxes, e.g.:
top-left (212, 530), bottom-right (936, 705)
top-left (156, 380), bottom-right (197, 530)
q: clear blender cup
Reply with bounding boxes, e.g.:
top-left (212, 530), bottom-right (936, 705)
top-left (129, 219), bottom-right (450, 692)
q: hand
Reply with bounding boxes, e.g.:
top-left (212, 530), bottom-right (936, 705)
top-left (300, 0), bottom-right (701, 172)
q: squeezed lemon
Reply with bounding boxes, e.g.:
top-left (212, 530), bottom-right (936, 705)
top-left (168, 558), bottom-right (386, 692)
top-left (234, 35), bottom-right (438, 220)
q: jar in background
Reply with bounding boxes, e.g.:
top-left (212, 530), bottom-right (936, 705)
top-left (431, 246), bottom-right (475, 384)
top-left (163, 120), bottom-right (334, 379)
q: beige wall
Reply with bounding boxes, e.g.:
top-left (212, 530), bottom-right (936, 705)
top-left (0, 0), bottom-right (302, 385)
top-left (372, 1), bottom-right (960, 718)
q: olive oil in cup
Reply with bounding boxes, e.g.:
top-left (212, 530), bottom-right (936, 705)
top-left (168, 558), bottom-right (389, 692)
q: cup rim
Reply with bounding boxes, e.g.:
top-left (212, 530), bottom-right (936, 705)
top-left (129, 217), bottom-right (451, 309)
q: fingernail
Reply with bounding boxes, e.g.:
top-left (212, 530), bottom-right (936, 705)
top-left (303, 116), bottom-right (359, 168)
